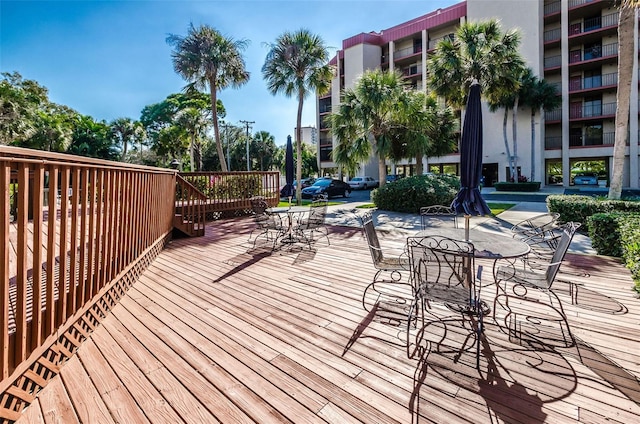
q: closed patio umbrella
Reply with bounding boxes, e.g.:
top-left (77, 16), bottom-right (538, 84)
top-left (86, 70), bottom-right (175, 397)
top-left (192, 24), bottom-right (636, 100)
top-left (451, 82), bottom-right (491, 216)
top-left (282, 135), bottom-right (295, 201)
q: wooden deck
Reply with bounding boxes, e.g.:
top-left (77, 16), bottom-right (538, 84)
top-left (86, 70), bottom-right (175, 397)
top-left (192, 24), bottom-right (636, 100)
top-left (14, 218), bottom-right (640, 423)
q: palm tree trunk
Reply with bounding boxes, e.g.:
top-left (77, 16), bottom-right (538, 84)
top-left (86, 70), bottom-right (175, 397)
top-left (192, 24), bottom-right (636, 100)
top-left (530, 109), bottom-right (536, 181)
top-left (189, 133), bottom-right (195, 171)
top-left (296, 92), bottom-right (304, 204)
top-left (415, 153), bottom-right (424, 175)
top-left (609, 4), bottom-right (634, 199)
top-left (209, 82), bottom-right (228, 172)
top-left (512, 98), bottom-right (519, 180)
top-left (502, 108), bottom-right (514, 180)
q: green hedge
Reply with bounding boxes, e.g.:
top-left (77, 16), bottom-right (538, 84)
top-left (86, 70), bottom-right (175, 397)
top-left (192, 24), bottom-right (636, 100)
top-left (371, 174), bottom-right (460, 214)
top-left (493, 181), bottom-right (541, 192)
top-left (587, 212), bottom-right (640, 294)
top-left (546, 194), bottom-right (640, 226)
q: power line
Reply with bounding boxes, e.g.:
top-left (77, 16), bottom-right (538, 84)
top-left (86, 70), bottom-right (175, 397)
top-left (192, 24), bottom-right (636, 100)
top-left (239, 120), bottom-right (254, 171)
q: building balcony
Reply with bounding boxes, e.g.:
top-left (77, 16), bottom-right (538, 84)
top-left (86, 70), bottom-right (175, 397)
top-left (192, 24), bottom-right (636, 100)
top-left (569, 131), bottom-right (615, 147)
top-left (393, 45), bottom-right (422, 64)
top-left (545, 135), bottom-right (562, 149)
top-left (545, 108), bottom-right (562, 122)
top-left (569, 101), bottom-right (616, 120)
top-left (544, 27), bottom-right (561, 46)
top-left (428, 33), bottom-right (454, 51)
top-left (568, 0), bottom-right (610, 19)
top-left (401, 66), bottom-right (422, 80)
top-left (319, 104), bottom-right (332, 114)
top-left (569, 42), bottom-right (618, 71)
top-left (569, 72), bottom-right (617, 94)
top-left (544, 54), bottom-right (562, 71)
top-left (544, 0), bottom-right (561, 21)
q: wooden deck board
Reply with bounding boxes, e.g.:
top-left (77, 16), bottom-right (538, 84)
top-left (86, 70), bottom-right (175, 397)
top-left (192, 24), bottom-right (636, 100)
top-left (13, 217), bottom-right (640, 423)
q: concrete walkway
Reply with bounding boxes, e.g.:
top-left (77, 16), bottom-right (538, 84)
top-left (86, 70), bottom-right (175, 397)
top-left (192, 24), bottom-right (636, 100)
top-left (325, 194), bottom-right (595, 255)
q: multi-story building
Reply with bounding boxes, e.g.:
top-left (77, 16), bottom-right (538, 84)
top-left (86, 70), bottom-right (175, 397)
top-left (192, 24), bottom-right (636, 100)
top-left (316, 0), bottom-right (639, 189)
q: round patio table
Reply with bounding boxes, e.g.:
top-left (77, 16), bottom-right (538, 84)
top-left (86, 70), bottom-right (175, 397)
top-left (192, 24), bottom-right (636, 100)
top-left (267, 206), bottom-right (309, 245)
top-left (413, 228), bottom-right (530, 314)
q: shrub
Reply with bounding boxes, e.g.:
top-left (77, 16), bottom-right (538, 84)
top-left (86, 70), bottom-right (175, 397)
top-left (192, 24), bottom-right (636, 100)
top-left (493, 181), bottom-right (540, 192)
top-left (619, 215), bottom-right (640, 294)
top-left (371, 174), bottom-right (459, 213)
top-left (547, 194), bottom-right (640, 226)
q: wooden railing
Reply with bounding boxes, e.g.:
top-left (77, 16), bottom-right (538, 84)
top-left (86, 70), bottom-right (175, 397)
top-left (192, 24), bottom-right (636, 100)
top-left (180, 171), bottom-right (280, 218)
top-left (174, 175), bottom-right (207, 236)
top-left (0, 146), bottom-right (176, 421)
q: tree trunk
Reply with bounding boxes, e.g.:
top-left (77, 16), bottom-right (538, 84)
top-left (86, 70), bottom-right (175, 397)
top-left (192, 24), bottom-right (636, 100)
top-left (609, 5), bottom-right (634, 199)
top-left (530, 109), bottom-right (536, 181)
top-left (209, 82), bottom-right (227, 172)
top-left (415, 153), bottom-right (424, 175)
top-left (378, 157), bottom-right (387, 188)
top-left (189, 133), bottom-right (195, 172)
top-left (512, 98), bottom-right (519, 180)
top-left (502, 108), bottom-right (514, 180)
top-left (296, 92), bottom-right (304, 204)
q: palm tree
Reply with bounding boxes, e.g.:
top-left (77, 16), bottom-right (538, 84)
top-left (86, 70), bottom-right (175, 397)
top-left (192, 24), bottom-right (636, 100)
top-left (519, 74), bottom-right (560, 182)
top-left (175, 107), bottom-right (210, 171)
top-left (428, 19), bottom-right (525, 178)
top-left (110, 117), bottom-right (139, 161)
top-left (609, 0), bottom-right (639, 199)
top-left (167, 24), bottom-right (249, 172)
top-left (262, 28), bottom-right (333, 204)
top-left (329, 69), bottom-right (411, 185)
top-left (391, 92), bottom-right (457, 175)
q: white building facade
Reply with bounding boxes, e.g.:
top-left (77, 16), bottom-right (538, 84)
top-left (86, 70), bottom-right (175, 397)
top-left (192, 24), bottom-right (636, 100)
top-left (316, 0), bottom-right (639, 189)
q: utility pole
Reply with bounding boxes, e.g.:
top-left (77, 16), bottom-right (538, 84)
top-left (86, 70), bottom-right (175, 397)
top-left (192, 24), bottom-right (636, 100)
top-left (239, 120), bottom-right (254, 171)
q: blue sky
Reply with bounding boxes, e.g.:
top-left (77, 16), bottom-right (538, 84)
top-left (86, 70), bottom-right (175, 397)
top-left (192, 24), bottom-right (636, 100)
top-left (1, 0), bottom-right (458, 146)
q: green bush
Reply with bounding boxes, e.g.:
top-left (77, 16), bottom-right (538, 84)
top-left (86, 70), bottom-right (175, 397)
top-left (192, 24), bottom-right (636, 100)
top-left (587, 212), bottom-right (627, 257)
top-left (547, 194), bottom-right (640, 226)
top-left (493, 181), bottom-right (541, 192)
top-left (586, 212), bottom-right (640, 294)
top-left (371, 174), bottom-right (460, 213)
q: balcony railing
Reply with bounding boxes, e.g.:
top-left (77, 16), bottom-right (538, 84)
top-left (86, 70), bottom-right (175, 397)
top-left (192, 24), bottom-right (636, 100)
top-left (570, 12), bottom-right (618, 36)
top-left (569, 42), bottom-right (618, 64)
top-left (544, 0), bottom-right (561, 15)
top-left (428, 34), bottom-right (454, 50)
top-left (545, 136), bottom-right (562, 149)
top-left (319, 104), bottom-right (332, 114)
top-left (570, 102), bottom-right (616, 119)
top-left (544, 55), bottom-right (562, 69)
top-left (393, 45), bottom-right (422, 61)
top-left (569, 72), bottom-right (617, 91)
top-left (569, 131), bottom-right (615, 146)
top-left (544, 28), bottom-right (561, 43)
top-left (545, 108), bottom-right (562, 121)
top-left (568, 0), bottom-right (603, 8)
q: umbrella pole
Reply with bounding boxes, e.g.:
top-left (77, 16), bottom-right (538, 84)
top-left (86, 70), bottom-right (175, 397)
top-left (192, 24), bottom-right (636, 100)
top-left (464, 214), bottom-right (471, 241)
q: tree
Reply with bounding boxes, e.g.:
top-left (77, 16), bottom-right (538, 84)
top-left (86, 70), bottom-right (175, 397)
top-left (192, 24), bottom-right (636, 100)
top-left (110, 117), bottom-right (143, 161)
top-left (428, 19), bottom-right (525, 179)
top-left (262, 28), bottom-right (333, 204)
top-left (330, 69), bottom-right (414, 182)
top-left (0, 72), bottom-right (50, 145)
top-left (396, 93), bottom-right (458, 175)
top-left (167, 24), bottom-right (249, 172)
top-left (252, 130), bottom-right (277, 171)
top-left (609, 0), bottom-right (639, 199)
top-left (519, 73), bottom-right (560, 182)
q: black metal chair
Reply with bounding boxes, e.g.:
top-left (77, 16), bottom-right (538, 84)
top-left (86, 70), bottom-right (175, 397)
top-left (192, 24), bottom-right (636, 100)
top-left (510, 212), bottom-right (560, 240)
top-left (419, 205), bottom-right (458, 230)
top-left (294, 198), bottom-right (330, 249)
top-left (248, 196), bottom-right (284, 249)
top-left (358, 211), bottom-right (411, 313)
top-left (405, 235), bottom-right (484, 369)
top-left (494, 221), bottom-right (581, 350)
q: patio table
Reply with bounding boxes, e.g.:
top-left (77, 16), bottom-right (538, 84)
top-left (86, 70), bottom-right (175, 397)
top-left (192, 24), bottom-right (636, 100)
top-left (414, 228), bottom-right (530, 314)
top-left (268, 206), bottom-right (309, 245)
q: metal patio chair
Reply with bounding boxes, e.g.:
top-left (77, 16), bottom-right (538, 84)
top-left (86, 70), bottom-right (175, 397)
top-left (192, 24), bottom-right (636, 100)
top-left (248, 196), bottom-right (284, 249)
top-left (406, 235), bottom-right (484, 369)
top-left (494, 221), bottom-right (581, 350)
top-left (294, 198), bottom-right (330, 249)
top-left (419, 205), bottom-right (458, 230)
top-left (358, 211), bottom-right (411, 313)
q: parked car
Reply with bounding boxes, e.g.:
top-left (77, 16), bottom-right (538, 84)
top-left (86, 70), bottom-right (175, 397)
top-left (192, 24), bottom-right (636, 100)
top-left (573, 172), bottom-right (598, 185)
top-left (386, 174), bottom-right (403, 183)
top-left (348, 176), bottom-right (379, 190)
top-left (302, 179), bottom-right (351, 199)
top-left (279, 178), bottom-right (316, 197)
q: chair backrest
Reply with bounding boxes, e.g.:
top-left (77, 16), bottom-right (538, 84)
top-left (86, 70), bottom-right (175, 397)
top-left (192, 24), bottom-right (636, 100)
top-left (250, 196), bottom-right (267, 215)
top-left (359, 212), bottom-right (384, 266)
top-left (305, 199), bottom-right (328, 229)
top-left (420, 205), bottom-right (458, 230)
top-left (406, 236), bottom-right (475, 305)
top-left (511, 212), bottom-right (560, 237)
top-left (545, 221), bottom-right (581, 285)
